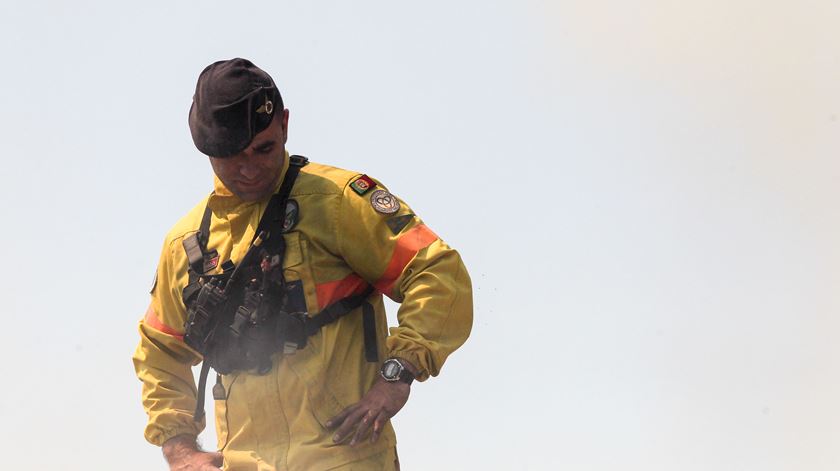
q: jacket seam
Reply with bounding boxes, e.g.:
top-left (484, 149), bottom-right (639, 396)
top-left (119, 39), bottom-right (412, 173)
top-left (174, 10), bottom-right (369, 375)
top-left (334, 174), bottom-right (362, 265)
top-left (433, 251), bottom-right (462, 342)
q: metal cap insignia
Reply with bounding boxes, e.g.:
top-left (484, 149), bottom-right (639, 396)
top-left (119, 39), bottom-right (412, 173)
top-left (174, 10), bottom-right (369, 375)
top-left (256, 97), bottom-right (274, 115)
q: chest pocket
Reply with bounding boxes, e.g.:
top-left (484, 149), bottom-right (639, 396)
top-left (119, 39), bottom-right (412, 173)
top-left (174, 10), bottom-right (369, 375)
top-left (282, 231), bottom-right (318, 315)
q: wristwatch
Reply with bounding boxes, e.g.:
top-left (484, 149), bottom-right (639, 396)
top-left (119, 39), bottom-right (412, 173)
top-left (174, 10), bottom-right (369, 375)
top-left (380, 358), bottom-right (414, 385)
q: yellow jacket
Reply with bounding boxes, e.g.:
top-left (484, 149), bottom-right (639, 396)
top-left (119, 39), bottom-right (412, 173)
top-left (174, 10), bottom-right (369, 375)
top-left (132, 157), bottom-right (473, 470)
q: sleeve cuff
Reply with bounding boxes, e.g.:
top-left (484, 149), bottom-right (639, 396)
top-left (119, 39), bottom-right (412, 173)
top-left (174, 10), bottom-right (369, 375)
top-left (145, 416), bottom-right (205, 447)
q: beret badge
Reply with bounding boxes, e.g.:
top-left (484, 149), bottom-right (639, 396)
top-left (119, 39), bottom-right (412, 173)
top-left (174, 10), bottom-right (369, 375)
top-left (256, 96), bottom-right (274, 115)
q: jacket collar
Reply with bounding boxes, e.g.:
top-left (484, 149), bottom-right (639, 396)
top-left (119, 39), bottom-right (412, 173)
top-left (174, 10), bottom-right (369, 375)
top-left (208, 151), bottom-right (291, 211)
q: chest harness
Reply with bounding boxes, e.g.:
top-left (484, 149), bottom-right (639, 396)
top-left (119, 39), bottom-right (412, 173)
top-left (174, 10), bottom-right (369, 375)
top-left (181, 155), bottom-right (379, 420)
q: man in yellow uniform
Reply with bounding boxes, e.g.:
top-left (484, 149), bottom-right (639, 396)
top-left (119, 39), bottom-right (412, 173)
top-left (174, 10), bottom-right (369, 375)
top-left (132, 58), bottom-right (473, 470)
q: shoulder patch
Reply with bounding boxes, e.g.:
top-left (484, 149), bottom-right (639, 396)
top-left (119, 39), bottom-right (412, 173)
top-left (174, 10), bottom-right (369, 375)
top-left (370, 189), bottom-right (400, 214)
top-left (386, 214), bottom-right (414, 235)
top-left (350, 175), bottom-right (377, 195)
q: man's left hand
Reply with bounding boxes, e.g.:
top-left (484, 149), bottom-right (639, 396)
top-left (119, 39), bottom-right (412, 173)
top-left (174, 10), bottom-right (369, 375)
top-left (326, 379), bottom-right (410, 446)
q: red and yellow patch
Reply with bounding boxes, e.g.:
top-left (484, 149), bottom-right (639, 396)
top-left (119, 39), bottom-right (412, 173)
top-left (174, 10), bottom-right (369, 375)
top-left (350, 175), bottom-right (377, 195)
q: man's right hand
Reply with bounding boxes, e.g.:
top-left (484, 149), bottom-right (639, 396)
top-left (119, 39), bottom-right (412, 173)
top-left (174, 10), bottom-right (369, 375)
top-left (162, 434), bottom-right (223, 471)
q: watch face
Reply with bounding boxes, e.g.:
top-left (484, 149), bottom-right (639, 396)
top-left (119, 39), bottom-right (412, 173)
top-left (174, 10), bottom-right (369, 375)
top-left (381, 359), bottom-right (402, 380)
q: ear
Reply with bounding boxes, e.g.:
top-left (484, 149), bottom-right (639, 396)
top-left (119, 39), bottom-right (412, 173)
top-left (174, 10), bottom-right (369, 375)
top-left (281, 108), bottom-right (290, 144)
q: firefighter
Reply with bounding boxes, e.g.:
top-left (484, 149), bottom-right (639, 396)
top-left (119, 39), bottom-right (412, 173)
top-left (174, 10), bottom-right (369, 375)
top-left (133, 58), bottom-right (473, 470)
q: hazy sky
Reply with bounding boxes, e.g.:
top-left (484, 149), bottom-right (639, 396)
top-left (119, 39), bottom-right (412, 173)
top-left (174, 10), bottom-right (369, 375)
top-left (1, 1), bottom-right (838, 470)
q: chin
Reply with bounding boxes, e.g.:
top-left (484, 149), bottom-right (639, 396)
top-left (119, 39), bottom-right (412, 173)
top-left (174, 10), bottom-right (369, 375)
top-left (235, 185), bottom-right (273, 202)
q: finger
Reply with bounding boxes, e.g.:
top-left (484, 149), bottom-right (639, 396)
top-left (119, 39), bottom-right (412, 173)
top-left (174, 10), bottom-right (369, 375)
top-left (333, 407), bottom-right (368, 443)
top-left (333, 407), bottom-right (369, 444)
top-left (210, 451), bottom-right (224, 467)
top-left (369, 411), bottom-right (389, 443)
top-left (326, 404), bottom-right (357, 429)
top-left (349, 409), bottom-right (377, 447)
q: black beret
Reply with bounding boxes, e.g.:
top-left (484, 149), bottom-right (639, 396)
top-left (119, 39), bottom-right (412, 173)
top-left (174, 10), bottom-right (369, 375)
top-left (189, 58), bottom-right (284, 157)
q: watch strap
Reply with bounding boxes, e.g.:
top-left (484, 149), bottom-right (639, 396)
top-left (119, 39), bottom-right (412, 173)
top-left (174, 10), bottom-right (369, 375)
top-left (398, 368), bottom-right (414, 385)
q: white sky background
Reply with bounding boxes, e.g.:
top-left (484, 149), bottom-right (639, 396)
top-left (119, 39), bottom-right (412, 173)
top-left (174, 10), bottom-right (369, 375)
top-left (0, 1), bottom-right (838, 469)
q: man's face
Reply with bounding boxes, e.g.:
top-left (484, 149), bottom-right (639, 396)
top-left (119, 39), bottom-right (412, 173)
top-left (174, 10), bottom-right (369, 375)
top-left (209, 109), bottom-right (290, 202)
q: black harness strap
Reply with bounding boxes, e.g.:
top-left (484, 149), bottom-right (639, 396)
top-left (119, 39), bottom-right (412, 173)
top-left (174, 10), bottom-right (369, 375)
top-left (183, 205), bottom-right (214, 278)
top-left (194, 361), bottom-right (212, 420)
top-left (184, 156), bottom-right (307, 298)
top-left (304, 287), bottom-right (375, 336)
top-left (192, 157), bottom-right (306, 421)
top-left (301, 286), bottom-right (379, 362)
top-left (187, 155), bottom-right (380, 420)
top-left (362, 302), bottom-right (379, 362)
top-left (183, 235), bottom-right (205, 274)
top-left (257, 156), bottom-right (305, 243)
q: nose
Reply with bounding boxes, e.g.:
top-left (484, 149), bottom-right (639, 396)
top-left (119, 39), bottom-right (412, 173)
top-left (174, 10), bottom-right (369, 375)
top-left (240, 164), bottom-right (260, 180)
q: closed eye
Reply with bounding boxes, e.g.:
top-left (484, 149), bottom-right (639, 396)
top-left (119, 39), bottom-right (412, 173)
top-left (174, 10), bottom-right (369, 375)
top-left (252, 140), bottom-right (276, 154)
top-left (256, 144), bottom-right (274, 154)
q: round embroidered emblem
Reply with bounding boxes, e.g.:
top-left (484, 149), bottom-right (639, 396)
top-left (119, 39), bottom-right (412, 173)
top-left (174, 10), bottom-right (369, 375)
top-left (370, 189), bottom-right (400, 214)
top-left (283, 199), bottom-right (299, 232)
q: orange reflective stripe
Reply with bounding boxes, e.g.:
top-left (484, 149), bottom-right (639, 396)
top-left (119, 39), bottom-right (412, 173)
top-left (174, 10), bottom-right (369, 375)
top-left (374, 224), bottom-right (438, 296)
top-left (143, 304), bottom-right (184, 341)
top-left (315, 273), bottom-right (368, 310)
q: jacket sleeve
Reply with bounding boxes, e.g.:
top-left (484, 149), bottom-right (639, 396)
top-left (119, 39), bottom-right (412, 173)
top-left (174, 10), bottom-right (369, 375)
top-left (132, 236), bottom-right (205, 446)
top-left (336, 178), bottom-right (473, 381)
